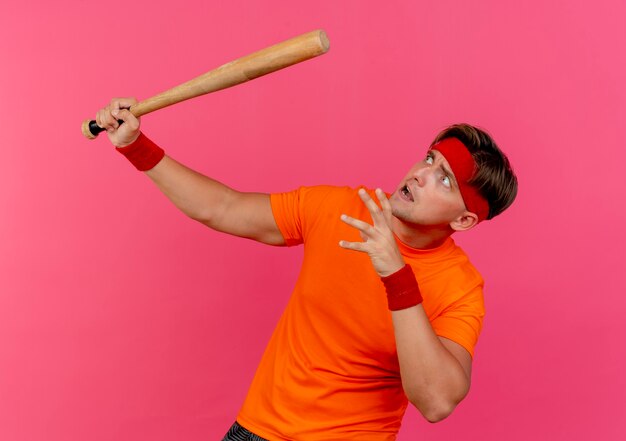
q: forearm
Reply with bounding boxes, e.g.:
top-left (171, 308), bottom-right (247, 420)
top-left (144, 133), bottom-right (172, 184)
top-left (392, 305), bottom-right (469, 422)
top-left (99, 102), bottom-right (240, 229)
top-left (145, 154), bottom-right (236, 225)
top-left (117, 132), bottom-right (283, 244)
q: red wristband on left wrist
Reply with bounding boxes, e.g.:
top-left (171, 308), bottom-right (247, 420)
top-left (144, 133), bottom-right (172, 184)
top-left (381, 264), bottom-right (423, 311)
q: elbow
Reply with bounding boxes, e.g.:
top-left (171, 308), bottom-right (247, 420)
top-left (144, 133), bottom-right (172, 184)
top-left (189, 210), bottom-right (212, 225)
top-left (189, 202), bottom-right (224, 228)
top-left (421, 403), bottom-right (456, 423)
top-left (409, 397), bottom-right (456, 423)
top-left (407, 385), bottom-right (469, 423)
top-left (191, 188), bottom-right (237, 228)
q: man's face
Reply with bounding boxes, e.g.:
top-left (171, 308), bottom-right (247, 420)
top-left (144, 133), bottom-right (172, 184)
top-left (389, 149), bottom-right (468, 227)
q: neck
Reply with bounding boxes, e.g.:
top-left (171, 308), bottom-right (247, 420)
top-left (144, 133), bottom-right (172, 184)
top-left (391, 217), bottom-right (453, 250)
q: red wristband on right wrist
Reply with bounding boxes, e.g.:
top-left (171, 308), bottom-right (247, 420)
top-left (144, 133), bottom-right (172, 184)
top-left (381, 264), bottom-right (423, 311)
top-left (116, 132), bottom-right (165, 171)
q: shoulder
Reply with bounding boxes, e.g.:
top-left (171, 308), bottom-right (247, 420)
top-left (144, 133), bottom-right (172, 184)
top-left (301, 185), bottom-right (366, 199)
top-left (408, 240), bottom-right (483, 286)
top-left (272, 185), bottom-right (368, 210)
top-left (410, 243), bottom-right (485, 311)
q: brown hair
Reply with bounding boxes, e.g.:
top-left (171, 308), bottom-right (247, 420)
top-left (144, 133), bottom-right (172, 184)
top-left (431, 124), bottom-right (518, 220)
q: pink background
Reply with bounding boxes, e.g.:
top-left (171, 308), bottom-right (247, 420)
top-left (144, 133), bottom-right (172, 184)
top-left (1, 1), bottom-right (624, 440)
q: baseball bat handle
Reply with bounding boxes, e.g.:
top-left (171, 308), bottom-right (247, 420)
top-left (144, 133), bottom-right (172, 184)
top-left (84, 119), bottom-right (122, 138)
top-left (82, 29), bottom-right (330, 139)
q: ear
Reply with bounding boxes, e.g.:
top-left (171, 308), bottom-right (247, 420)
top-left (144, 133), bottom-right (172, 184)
top-left (450, 211), bottom-right (478, 232)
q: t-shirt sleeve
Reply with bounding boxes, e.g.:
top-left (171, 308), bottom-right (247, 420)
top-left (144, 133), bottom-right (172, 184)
top-left (270, 188), bottom-right (304, 246)
top-left (430, 284), bottom-right (485, 359)
top-left (270, 186), bottom-right (340, 247)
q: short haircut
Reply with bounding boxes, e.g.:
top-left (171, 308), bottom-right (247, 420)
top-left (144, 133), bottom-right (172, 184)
top-left (431, 124), bottom-right (518, 220)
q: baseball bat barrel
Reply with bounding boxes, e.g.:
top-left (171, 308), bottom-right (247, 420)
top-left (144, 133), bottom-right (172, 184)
top-left (82, 29), bottom-right (330, 139)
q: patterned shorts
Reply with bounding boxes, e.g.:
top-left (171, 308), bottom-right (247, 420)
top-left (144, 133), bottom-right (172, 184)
top-left (221, 421), bottom-right (269, 441)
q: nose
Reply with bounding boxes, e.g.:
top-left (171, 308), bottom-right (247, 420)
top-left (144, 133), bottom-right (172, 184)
top-left (412, 165), bottom-right (430, 187)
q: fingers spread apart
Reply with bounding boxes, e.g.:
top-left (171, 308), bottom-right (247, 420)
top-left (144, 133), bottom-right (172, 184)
top-left (357, 188), bottom-right (394, 227)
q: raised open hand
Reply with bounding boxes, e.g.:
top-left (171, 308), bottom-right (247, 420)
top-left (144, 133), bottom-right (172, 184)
top-left (339, 188), bottom-right (405, 277)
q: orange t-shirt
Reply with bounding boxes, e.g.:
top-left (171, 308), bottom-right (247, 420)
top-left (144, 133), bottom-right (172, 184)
top-left (237, 186), bottom-right (485, 440)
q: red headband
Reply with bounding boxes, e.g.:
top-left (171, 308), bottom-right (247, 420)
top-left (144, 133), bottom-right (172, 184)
top-left (430, 138), bottom-right (490, 222)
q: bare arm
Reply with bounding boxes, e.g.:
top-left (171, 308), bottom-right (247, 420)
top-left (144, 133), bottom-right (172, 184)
top-left (391, 306), bottom-right (471, 422)
top-left (145, 156), bottom-right (284, 245)
top-left (96, 97), bottom-right (284, 245)
top-left (339, 188), bottom-right (471, 422)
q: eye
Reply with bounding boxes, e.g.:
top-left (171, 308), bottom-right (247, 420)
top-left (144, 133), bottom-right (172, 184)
top-left (425, 154), bottom-right (434, 164)
top-left (442, 176), bottom-right (451, 188)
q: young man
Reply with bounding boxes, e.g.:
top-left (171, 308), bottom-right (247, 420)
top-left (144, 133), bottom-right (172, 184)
top-left (95, 97), bottom-right (517, 441)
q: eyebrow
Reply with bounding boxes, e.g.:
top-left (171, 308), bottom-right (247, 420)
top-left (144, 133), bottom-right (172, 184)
top-left (430, 150), bottom-right (459, 188)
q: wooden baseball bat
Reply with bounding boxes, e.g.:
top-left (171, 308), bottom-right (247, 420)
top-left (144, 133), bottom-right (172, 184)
top-left (82, 29), bottom-right (330, 139)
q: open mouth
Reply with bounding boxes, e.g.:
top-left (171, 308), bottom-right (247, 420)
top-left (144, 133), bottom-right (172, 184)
top-left (401, 185), bottom-right (414, 202)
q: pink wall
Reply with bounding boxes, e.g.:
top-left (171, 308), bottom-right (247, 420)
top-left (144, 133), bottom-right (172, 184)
top-left (1, 1), bottom-right (624, 440)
